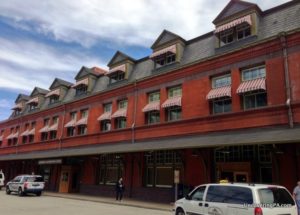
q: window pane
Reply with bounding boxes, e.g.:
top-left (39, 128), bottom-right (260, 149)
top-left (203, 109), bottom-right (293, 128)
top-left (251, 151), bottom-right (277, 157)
top-left (256, 93), bottom-right (267, 107)
top-left (147, 167), bottom-right (154, 186)
top-left (213, 76), bottom-right (231, 88)
top-left (149, 92), bottom-right (160, 102)
top-left (168, 86), bottom-right (182, 98)
top-left (213, 101), bottom-right (223, 114)
top-left (118, 100), bottom-right (128, 109)
top-left (106, 167), bottom-right (118, 184)
top-left (242, 66), bottom-right (266, 81)
top-left (168, 107), bottom-right (181, 121)
top-left (148, 111), bottom-right (160, 124)
top-left (156, 167), bottom-right (173, 187)
top-left (104, 103), bottom-right (112, 112)
top-left (244, 94), bottom-right (256, 109)
top-left (223, 99), bottom-right (232, 112)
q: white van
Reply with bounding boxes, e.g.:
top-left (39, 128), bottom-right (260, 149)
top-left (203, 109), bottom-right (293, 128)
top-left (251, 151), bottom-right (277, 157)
top-left (174, 183), bottom-right (297, 215)
top-left (0, 170), bottom-right (5, 189)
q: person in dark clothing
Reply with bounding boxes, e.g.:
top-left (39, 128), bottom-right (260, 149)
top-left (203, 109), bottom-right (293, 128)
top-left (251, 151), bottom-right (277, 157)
top-left (115, 177), bottom-right (124, 201)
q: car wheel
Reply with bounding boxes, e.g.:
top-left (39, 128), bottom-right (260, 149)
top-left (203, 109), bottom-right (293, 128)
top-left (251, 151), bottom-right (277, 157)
top-left (6, 186), bottom-right (11, 195)
top-left (176, 208), bottom-right (185, 215)
top-left (18, 187), bottom-right (24, 196)
top-left (36, 192), bottom-right (42, 196)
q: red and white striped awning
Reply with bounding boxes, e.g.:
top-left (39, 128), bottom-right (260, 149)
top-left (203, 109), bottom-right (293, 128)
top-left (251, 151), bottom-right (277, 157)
top-left (161, 96), bottom-right (182, 108)
top-left (45, 89), bottom-right (60, 97)
top-left (72, 78), bottom-right (88, 88)
top-left (111, 109), bottom-right (127, 118)
top-left (21, 130), bottom-right (29, 136)
top-left (150, 45), bottom-right (177, 58)
top-left (64, 119), bottom-right (76, 128)
top-left (12, 103), bottom-right (23, 110)
top-left (0, 135), bottom-right (3, 141)
top-left (215, 15), bottom-right (252, 33)
top-left (39, 125), bottom-right (49, 133)
top-left (75, 117), bottom-right (88, 126)
top-left (48, 123), bottom-right (58, 131)
top-left (97, 112), bottom-right (112, 121)
top-left (28, 128), bottom-right (35, 135)
top-left (108, 64), bottom-right (126, 75)
top-left (26, 97), bottom-right (39, 105)
top-left (237, 78), bottom-right (266, 94)
top-left (206, 86), bottom-right (231, 100)
top-left (142, 101), bottom-right (160, 112)
top-left (6, 133), bottom-right (14, 139)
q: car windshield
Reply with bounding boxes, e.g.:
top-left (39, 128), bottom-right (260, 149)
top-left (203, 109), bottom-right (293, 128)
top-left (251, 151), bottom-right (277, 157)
top-left (25, 176), bottom-right (44, 182)
top-left (258, 188), bottom-right (295, 206)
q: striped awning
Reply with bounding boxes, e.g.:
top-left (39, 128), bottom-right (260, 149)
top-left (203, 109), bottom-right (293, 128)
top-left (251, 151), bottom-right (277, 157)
top-left (45, 89), bottom-right (60, 97)
top-left (64, 119), bottom-right (76, 128)
top-left (28, 128), bottom-right (35, 135)
top-left (206, 86), bottom-right (231, 100)
top-left (142, 101), bottom-right (160, 112)
top-left (21, 130), bottom-right (30, 136)
top-left (48, 123), bottom-right (58, 131)
top-left (150, 45), bottom-right (177, 58)
top-left (12, 132), bottom-right (19, 138)
top-left (75, 117), bottom-right (88, 126)
top-left (161, 96), bottom-right (182, 108)
top-left (0, 135), bottom-right (3, 141)
top-left (237, 78), bottom-right (266, 94)
top-left (111, 109), bottom-right (127, 118)
top-left (215, 15), bottom-right (252, 33)
top-left (26, 97), bottom-right (39, 105)
top-left (72, 78), bottom-right (88, 88)
top-left (39, 125), bottom-right (49, 133)
top-left (97, 112), bottom-right (112, 121)
top-left (6, 133), bottom-right (14, 139)
top-left (12, 103), bottom-right (23, 110)
top-left (108, 64), bottom-right (126, 75)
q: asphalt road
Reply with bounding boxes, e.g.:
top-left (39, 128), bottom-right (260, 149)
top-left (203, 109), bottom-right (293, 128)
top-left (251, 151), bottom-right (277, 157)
top-left (0, 191), bottom-right (171, 215)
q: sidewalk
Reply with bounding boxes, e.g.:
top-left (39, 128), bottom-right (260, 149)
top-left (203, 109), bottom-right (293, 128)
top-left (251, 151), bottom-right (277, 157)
top-left (43, 192), bottom-right (173, 212)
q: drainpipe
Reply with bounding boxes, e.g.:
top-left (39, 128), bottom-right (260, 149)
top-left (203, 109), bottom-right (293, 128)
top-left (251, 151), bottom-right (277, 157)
top-left (279, 33), bottom-right (294, 128)
top-left (58, 104), bottom-right (66, 150)
top-left (131, 80), bottom-right (138, 144)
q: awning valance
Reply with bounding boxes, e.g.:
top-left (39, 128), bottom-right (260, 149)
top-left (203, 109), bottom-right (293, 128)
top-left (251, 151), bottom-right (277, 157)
top-left (215, 14), bottom-right (252, 33)
top-left (75, 117), bottom-right (88, 126)
top-left (64, 119), bottom-right (76, 128)
top-left (28, 128), bottom-right (35, 135)
top-left (12, 103), bottom-right (23, 110)
top-left (237, 78), bottom-right (266, 94)
top-left (108, 64), bottom-right (126, 75)
top-left (150, 45), bottom-right (177, 58)
top-left (97, 112), bottom-right (112, 121)
top-left (7, 132), bottom-right (19, 139)
top-left (48, 123), bottom-right (58, 131)
top-left (161, 96), bottom-right (182, 108)
top-left (111, 109), bottom-right (127, 118)
top-left (26, 97), bottom-right (39, 105)
top-left (206, 86), bottom-right (231, 100)
top-left (45, 89), bottom-right (60, 97)
top-left (142, 101), bottom-right (160, 112)
top-left (72, 78), bottom-right (88, 88)
top-left (21, 130), bottom-right (29, 136)
top-left (39, 125), bottom-right (49, 133)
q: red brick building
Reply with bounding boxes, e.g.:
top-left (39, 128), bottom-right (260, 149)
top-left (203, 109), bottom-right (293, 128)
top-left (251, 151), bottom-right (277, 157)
top-left (0, 0), bottom-right (300, 203)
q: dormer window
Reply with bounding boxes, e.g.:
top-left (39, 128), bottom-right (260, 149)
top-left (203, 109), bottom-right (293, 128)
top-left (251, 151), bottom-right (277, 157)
top-left (237, 23), bottom-right (251, 40)
top-left (12, 103), bottom-right (23, 116)
top-left (108, 64), bottom-right (126, 84)
top-left (72, 78), bottom-right (88, 96)
top-left (26, 97), bottom-right (39, 111)
top-left (220, 29), bottom-right (234, 46)
top-left (49, 95), bottom-right (59, 104)
top-left (150, 45), bottom-right (177, 69)
top-left (46, 89), bottom-right (60, 104)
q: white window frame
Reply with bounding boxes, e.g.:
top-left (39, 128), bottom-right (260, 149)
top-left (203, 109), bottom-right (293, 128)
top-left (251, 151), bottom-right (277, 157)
top-left (242, 66), bottom-right (266, 82)
top-left (212, 74), bottom-right (231, 88)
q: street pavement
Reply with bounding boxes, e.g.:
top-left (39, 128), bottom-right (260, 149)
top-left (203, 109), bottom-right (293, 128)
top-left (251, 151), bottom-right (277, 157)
top-left (0, 190), bottom-right (172, 215)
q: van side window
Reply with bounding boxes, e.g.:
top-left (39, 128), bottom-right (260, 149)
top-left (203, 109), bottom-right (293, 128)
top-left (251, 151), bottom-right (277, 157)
top-left (190, 186), bottom-right (206, 201)
top-left (206, 185), bottom-right (253, 204)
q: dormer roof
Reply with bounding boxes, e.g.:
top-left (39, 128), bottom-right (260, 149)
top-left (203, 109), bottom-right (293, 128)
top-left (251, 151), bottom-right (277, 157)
top-left (75, 66), bottom-right (107, 80)
top-left (213, 0), bottom-right (261, 24)
top-left (107, 51), bottom-right (136, 67)
top-left (14, 94), bottom-right (30, 103)
top-left (30, 87), bottom-right (49, 97)
top-left (151, 30), bottom-right (186, 50)
top-left (49, 78), bottom-right (73, 90)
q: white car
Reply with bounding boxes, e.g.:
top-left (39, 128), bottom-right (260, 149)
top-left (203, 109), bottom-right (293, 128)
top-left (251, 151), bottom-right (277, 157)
top-left (0, 170), bottom-right (5, 189)
top-left (174, 183), bottom-right (297, 215)
top-left (6, 175), bottom-right (45, 196)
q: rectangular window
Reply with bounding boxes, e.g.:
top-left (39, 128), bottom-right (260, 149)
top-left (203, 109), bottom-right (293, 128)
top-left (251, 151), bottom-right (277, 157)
top-left (109, 72), bottom-right (125, 84)
top-left (24, 123), bottom-right (29, 130)
top-left (14, 109), bottom-right (21, 116)
top-left (49, 95), bottom-right (59, 104)
top-left (237, 23), bottom-right (251, 40)
top-left (49, 131), bottom-right (57, 140)
top-left (98, 155), bottom-right (124, 185)
top-left (101, 120), bottom-right (111, 132)
top-left (115, 118), bottom-right (126, 129)
top-left (41, 132), bottom-right (48, 141)
top-left (212, 75), bottom-right (231, 88)
top-left (70, 112), bottom-right (77, 120)
top-left (29, 104), bottom-right (38, 111)
top-left (166, 106), bottom-right (181, 121)
top-left (52, 116), bottom-right (59, 124)
top-left (243, 91), bottom-right (267, 110)
top-left (103, 103), bottom-right (112, 112)
top-left (155, 53), bottom-right (176, 68)
top-left (146, 111), bottom-right (160, 124)
top-left (168, 86), bottom-right (182, 98)
top-left (81, 109), bottom-right (88, 118)
top-left (148, 91), bottom-right (160, 102)
top-left (22, 136), bottom-right (27, 144)
top-left (28, 135), bottom-right (34, 143)
top-left (16, 126), bottom-right (20, 132)
top-left (78, 125), bottom-right (87, 135)
top-left (44, 118), bottom-right (50, 126)
top-left (75, 85), bottom-right (88, 96)
top-left (220, 29), bottom-right (234, 46)
top-left (118, 100), bottom-right (128, 109)
top-left (242, 66), bottom-right (266, 81)
top-left (212, 99), bottom-right (232, 114)
top-left (67, 127), bottom-right (75, 137)
top-left (31, 122), bottom-right (36, 128)
top-left (12, 138), bottom-right (18, 145)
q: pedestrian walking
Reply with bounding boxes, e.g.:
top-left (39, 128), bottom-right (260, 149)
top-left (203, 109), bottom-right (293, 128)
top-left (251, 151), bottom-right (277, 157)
top-left (115, 177), bottom-right (124, 201)
top-left (293, 181), bottom-right (300, 215)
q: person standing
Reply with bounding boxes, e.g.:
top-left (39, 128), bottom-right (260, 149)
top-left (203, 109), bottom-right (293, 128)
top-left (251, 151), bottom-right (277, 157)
top-left (115, 178), bottom-right (124, 201)
top-left (293, 181), bottom-right (300, 215)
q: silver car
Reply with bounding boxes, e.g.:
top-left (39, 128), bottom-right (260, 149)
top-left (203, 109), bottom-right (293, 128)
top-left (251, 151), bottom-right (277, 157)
top-left (6, 175), bottom-right (45, 196)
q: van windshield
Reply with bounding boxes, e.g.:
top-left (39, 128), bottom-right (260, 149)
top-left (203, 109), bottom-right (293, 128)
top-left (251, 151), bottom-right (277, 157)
top-left (258, 188), bottom-right (295, 206)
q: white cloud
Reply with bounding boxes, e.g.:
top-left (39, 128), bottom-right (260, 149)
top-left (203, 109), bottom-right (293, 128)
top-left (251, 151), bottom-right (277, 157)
top-left (0, 0), bottom-right (289, 48)
top-left (0, 99), bottom-right (13, 108)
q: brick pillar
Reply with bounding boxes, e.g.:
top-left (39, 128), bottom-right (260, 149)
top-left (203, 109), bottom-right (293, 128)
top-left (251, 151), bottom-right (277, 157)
top-left (231, 68), bottom-right (241, 112)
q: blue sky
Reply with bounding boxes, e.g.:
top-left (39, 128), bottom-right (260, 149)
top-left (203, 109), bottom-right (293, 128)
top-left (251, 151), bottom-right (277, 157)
top-left (0, 0), bottom-right (288, 121)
